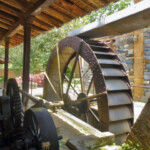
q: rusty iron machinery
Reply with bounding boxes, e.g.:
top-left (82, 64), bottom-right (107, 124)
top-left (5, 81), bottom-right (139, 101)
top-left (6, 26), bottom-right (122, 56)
top-left (0, 78), bottom-right (60, 150)
top-left (44, 36), bottom-right (134, 144)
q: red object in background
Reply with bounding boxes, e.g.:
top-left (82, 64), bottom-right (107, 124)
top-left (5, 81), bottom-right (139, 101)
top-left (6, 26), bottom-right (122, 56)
top-left (16, 72), bottom-right (45, 87)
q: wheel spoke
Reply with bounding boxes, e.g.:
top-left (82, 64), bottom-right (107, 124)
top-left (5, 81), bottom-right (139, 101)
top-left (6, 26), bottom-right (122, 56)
top-left (44, 72), bottom-right (61, 101)
top-left (66, 42), bottom-right (83, 95)
top-left (82, 67), bottom-right (90, 79)
top-left (56, 44), bottom-right (63, 101)
top-left (87, 77), bottom-right (93, 95)
top-left (89, 108), bottom-right (99, 122)
top-left (78, 57), bottom-right (84, 93)
top-left (64, 75), bottom-right (78, 95)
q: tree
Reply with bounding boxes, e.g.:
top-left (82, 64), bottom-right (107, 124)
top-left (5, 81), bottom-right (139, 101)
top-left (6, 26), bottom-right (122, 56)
top-left (89, 0), bottom-right (133, 22)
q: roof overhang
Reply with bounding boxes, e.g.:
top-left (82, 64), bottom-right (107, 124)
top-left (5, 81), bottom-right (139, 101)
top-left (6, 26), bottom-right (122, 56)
top-left (69, 0), bottom-right (150, 38)
top-left (0, 0), bottom-right (116, 47)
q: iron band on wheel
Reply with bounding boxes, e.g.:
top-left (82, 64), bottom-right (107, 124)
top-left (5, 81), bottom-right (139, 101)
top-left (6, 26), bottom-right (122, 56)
top-left (24, 108), bottom-right (59, 150)
top-left (44, 36), bottom-right (134, 144)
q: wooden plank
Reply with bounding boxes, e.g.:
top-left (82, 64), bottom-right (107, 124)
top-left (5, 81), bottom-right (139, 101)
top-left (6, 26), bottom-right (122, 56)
top-left (133, 30), bottom-right (144, 100)
top-left (0, 0), bottom-right (55, 43)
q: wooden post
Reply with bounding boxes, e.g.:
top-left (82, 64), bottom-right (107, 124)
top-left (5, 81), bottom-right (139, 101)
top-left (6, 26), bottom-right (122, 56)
top-left (133, 30), bottom-right (144, 100)
top-left (4, 37), bottom-right (10, 95)
top-left (22, 16), bottom-right (35, 106)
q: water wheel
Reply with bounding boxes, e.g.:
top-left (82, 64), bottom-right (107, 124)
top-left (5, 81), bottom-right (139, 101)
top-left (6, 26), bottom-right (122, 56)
top-left (43, 37), bottom-right (134, 144)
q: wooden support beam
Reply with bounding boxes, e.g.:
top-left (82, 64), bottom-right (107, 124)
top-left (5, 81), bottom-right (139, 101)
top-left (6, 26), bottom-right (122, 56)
top-left (0, 0), bottom-right (55, 43)
top-left (133, 30), bottom-right (144, 100)
top-left (4, 37), bottom-right (10, 96)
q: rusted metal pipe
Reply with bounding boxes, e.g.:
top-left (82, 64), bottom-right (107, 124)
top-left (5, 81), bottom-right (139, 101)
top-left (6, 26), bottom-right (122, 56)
top-left (4, 37), bottom-right (10, 96)
top-left (22, 16), bottom-right (35, 107)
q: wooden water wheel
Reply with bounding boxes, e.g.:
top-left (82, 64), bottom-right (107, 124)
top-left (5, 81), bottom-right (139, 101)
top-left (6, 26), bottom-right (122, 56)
top-left (43, 37), bottom-right (134, 144)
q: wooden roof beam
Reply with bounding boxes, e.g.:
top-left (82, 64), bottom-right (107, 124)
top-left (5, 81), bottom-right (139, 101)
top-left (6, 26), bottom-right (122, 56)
top-left (51, 3), bottom-right (77, 18)
top-left (34, 18), bottom-right (53, 30)
top-left (18, 29), bottom-right (38, 37)
top-left (37, 13), bottom-right (62, 27)
top-left (0, 2), bottom-right (22, 18)
top-left (0, 0), bottom-right (26, 12)
top-left (55, 1), bottom-right (85, 16)
top-left (0, 11), bottom-right (17, 22)
top-left (0, 17), bottom-right (12, 26)
top-left (32, 25), bottom-right (47, 34)
top-left (68, 0), bottom-right (94, 12)
top-left (0, 22), bottom-right (10, 30)
top-left (0, 0), bottom-right (55, 43)
top-left (44, 7), bottom-right (71, 22)
top-left (84, 0), bottom-right (104, 8)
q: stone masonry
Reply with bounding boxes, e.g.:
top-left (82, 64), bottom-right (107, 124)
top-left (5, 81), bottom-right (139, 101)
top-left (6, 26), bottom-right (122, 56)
top-left (100, 27), bottom-right (150, 102)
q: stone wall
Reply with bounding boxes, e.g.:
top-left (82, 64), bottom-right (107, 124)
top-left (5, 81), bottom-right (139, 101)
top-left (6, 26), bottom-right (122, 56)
top-left (143, 28), bottom-right (150, 101)
top-left (113, 34), bottom-right (134, 85)
top-left (102, 27), bottom-right (150, 102)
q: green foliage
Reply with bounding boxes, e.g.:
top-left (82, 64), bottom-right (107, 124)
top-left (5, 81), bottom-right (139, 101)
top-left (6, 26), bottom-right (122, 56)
top-left (122, 141), bottom-right (141, 150)
top-left (0, 46), bottom-right (4, 58)
top-left (9, 44), bottom-right (23, 75)
top-left (0, 76), bottom-right (4, 82)
top-left (66, 65), bottom-right (72, 79)
top-left (89, 0), bottom-right (133, 23)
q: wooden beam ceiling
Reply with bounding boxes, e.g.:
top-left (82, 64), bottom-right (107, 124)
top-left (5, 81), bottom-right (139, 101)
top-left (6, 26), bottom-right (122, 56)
top-left (0, 0), bottom-right (118, 47)
top-left (0, 0), bottom-right (55, 43)
top-left (0, 0), bottom-right (26, 12)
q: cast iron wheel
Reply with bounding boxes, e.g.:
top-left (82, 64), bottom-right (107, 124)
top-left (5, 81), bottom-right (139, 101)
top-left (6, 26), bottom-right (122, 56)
top-left (6, 78), bottom-right (24, 142)
top-left (44, 37), bottom-right (134, 144)
top-left (24, 108), bottom-right (59, 150)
